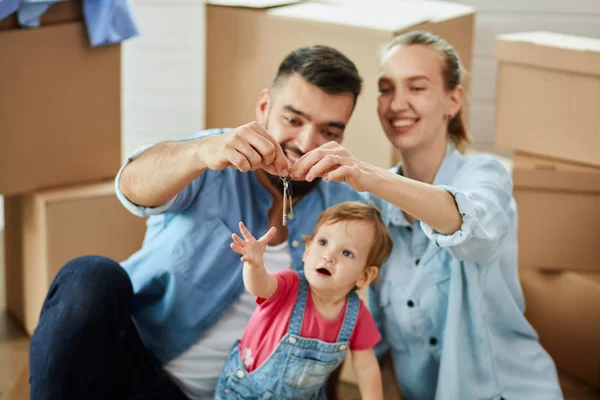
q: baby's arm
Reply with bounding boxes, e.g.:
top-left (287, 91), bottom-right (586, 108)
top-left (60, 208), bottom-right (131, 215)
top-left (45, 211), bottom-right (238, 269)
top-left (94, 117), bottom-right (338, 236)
top-left (351, 348), bottom-right (383, 400)
top-left (230, 222), bottom-right (278, 299)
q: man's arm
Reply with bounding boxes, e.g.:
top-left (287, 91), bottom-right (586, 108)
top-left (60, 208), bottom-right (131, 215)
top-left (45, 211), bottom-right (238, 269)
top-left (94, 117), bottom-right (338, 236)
top-left (119, 139), bottom-right (208, 208)
top-left (351, 348), bottom-right (383, 400)
top-left (119, 122), bottom-right (290, 208)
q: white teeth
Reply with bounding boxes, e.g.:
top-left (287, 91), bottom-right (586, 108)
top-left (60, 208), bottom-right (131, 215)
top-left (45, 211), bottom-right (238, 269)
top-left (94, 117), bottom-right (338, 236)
top-left (392, 119), bottom-right (415, 127)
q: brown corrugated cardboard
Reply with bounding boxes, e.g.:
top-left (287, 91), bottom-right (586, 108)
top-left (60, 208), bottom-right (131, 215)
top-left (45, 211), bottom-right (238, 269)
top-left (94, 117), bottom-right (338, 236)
top-left (4, 181), bottom-right (147, 335)
top-left (520, 268), bottom-right (600, 388)
top-left (513, 153), bottom-right (600, 271)
top-left (0, 0), bottom-right (82, 31)
top-left (206, 1), bottom-right (475, 169)
top-left (495, 32), bottom-right (600, 167)
top-left (4, 196), bottom-right (24, 322)
top-left (0, 22), bottom-right (121, 195)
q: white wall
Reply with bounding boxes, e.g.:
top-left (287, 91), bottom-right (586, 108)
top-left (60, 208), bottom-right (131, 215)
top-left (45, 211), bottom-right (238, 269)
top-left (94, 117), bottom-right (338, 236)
top-left (122, 0), bottom-right (206, 159)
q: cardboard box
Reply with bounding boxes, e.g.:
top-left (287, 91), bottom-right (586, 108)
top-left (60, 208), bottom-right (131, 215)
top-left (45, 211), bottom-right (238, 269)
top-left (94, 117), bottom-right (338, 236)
top-left (0, 0), bottom-right (82, 31)
top-left (4, 181), bottom-right (147, 335)
top-left (513, 153), bottom-right (600, 271)
top-left (495, 32), bottom-right (600, 166)
top-left (206, 0), bottom-right (475, 169)
top-left (0, 22), bottom-right (121, 195)
top-left (520, 268), bottom-right (600, 388)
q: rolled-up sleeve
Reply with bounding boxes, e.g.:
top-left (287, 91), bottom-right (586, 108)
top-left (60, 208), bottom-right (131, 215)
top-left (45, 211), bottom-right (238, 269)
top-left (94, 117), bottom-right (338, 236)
top-left (115, 129), bottom-right (225, 217)
top-left (115, 144), bottom-right (178, 217)
top-left (420, 156), bottom-right (514, 263)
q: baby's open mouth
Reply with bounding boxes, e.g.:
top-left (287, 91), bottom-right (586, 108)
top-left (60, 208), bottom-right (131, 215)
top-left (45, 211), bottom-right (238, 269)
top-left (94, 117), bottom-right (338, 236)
top-left (316, 268), bottom-right (332, 276)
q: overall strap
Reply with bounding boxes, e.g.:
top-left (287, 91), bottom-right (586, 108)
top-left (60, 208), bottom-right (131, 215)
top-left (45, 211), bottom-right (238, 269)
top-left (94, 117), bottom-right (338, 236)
top-left (336, 292), bottom-right (360, 342)
top-left (287, 272), bottom-right (309, 336)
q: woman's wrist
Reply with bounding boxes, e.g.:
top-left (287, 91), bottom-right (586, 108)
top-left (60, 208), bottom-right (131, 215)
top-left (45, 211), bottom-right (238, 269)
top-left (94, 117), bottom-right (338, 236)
top-left (363, 164), bottom-right (389, 194)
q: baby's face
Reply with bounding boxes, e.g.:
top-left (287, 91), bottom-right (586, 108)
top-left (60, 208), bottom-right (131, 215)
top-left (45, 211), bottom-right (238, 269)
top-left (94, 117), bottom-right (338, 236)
top-left (302, 220), bottom-right (375, 294)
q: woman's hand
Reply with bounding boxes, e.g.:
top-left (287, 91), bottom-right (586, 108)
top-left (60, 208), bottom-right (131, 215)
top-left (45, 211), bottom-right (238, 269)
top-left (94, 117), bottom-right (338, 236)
top-left (290, 141), bottom-right (376, 192)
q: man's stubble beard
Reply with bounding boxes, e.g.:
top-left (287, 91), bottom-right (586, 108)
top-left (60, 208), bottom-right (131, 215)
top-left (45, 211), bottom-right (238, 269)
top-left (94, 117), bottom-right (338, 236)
top-left (263, 117), bottom-right (321, 199)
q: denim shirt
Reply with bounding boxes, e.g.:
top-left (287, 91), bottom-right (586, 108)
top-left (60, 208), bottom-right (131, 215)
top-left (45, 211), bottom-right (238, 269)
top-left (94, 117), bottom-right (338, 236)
top-left (369, 147), bottom-right (563, 400)
top-left (115, 129), bottom-right (365, 364)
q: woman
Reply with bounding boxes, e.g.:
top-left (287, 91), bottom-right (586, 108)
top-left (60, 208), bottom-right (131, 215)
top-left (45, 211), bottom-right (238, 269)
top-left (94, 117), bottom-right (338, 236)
top-left (290, 31), bottom-right (563, 400)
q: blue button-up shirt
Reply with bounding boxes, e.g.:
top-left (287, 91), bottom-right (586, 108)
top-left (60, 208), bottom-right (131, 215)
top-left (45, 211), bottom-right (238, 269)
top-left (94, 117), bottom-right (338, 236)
top-left (369, 147), bottom-right (563, 400)
top-left (115, 129), bottom-right (365, 364)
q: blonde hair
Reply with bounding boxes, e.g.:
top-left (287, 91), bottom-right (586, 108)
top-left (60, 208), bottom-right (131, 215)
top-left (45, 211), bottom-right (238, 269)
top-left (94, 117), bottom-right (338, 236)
top-left (385, 30), bottom-right (470, 151)
top-left (303, 202), bottom-right (393, 269)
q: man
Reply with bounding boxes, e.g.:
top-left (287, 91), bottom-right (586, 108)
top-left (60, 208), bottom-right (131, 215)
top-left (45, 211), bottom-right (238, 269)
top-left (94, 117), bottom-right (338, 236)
top-left (29, 45), bottom-right (364, 400)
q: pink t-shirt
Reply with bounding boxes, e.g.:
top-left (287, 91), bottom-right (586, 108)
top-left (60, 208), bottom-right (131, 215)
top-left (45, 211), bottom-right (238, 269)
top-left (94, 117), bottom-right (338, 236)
top-left (239, 269), bottom-right (381, 372)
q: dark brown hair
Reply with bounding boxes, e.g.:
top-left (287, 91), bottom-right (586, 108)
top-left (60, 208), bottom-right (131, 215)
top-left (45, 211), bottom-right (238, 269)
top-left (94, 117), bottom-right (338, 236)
top-left (274, 45), bottom-right (363, 104)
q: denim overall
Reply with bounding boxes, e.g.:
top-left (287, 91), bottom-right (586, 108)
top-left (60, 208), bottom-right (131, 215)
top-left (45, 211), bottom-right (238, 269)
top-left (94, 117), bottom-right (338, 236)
top-left (215, 275), bottom-right (360, 399)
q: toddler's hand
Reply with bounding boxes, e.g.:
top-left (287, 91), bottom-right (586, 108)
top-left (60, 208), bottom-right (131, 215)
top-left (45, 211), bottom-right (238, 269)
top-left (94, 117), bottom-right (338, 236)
top-left (230, 222), bottom-right (277, 268)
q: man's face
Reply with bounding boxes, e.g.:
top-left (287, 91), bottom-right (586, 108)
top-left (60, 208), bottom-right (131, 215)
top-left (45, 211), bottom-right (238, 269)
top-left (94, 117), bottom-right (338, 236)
top-left (256, 73), bottom-right (355, 197)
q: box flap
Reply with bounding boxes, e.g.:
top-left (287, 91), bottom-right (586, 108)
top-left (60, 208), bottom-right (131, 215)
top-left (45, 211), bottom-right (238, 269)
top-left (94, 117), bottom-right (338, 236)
top-left (205, 0), bottom-right (300, 9)
top-left (268, 1), bottom-right (473, 33)
top-left (35, 181), bottom-right (116, 205)
top-left (513, 153), bottom-right (600, 192)
top-left (495, 31), bottom-right (600, 76)
top-left (579, 272), bottom-right (600, 285)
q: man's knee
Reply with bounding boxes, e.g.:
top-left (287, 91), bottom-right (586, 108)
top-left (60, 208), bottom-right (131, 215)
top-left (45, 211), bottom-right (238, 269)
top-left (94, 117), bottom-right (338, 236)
top-left (42, 255), bottom-right (133, 322)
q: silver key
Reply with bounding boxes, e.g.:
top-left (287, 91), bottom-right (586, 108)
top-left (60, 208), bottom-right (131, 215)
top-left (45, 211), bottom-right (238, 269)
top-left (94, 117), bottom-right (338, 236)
top-left (282, 178), bottom-right (294, 226)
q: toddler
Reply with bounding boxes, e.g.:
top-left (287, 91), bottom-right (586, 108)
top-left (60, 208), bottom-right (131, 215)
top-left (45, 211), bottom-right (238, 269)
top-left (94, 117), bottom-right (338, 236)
top-left (215, 201), bottom-right (393, 400)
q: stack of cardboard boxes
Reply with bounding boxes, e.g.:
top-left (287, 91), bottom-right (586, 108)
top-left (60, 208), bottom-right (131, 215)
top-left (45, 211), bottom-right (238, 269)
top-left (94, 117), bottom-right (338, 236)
top-left (494, 31), bottom-right (600, 388)
top-left (1, 1), bottom-right (147, 335)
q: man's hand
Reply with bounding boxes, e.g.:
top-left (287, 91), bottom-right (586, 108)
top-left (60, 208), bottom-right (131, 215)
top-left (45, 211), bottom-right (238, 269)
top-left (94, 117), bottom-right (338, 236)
top-left (230, 222), bottom-right (277, 269)
top-left (201, 122), bottom-right (290, 177)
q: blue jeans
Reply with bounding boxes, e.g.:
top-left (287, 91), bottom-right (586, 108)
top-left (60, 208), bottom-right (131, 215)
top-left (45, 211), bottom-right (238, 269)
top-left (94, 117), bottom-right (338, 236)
top-left (29, 256), bottom-right (188, 400)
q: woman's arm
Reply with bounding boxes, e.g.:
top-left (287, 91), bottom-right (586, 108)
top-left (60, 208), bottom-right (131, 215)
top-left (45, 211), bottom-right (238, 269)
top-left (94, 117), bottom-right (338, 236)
top-left (290, 141), bottom-right (460, 234)
top-left (291, 143), bottom-right (513, 263)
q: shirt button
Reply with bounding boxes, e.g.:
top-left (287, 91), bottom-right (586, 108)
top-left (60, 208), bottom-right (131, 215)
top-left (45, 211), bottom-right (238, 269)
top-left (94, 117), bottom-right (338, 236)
top-left (429, 337), bottom-right (438, 346)
top-left (415, 258), bottom-right (421, 266)
top-left (289, 337), bottom-right (297, 344)
top-left (338, 344), bottom-right (347, 351)
top-left (407, 300), bottom-right (414, 308)
top-left (236, 370), bottom-right (245, 378)
top-left (224, 389), bottom-right (230, 393)
top-left (291, 240), bottom-right (300, 248)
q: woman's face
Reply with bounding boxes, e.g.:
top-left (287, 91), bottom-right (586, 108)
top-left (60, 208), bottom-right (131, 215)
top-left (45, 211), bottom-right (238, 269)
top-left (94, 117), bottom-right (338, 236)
top-left (377, 44), bottom-right (462, 152)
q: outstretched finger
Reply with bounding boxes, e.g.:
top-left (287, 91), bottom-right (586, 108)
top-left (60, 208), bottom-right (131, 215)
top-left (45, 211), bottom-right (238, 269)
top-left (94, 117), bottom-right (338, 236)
top-left (230, 242), bottom-right (244, 255)
top-left (231, 233), bottom-right (245, 247)
top-left (258, 227), bottom-right (277, 245)
top-left (238, 222), bottom-right (255, 241)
